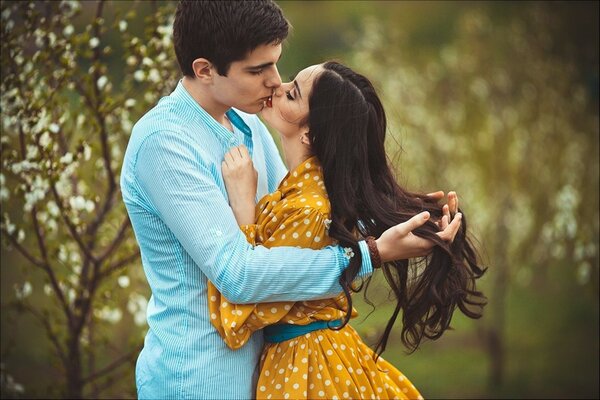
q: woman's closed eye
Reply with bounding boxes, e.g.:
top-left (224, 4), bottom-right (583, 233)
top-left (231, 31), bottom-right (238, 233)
top-left (285, 90), bottom-right (294, 100)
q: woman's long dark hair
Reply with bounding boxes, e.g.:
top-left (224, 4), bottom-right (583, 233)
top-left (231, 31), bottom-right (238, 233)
top-left (306, 61), bottom-right (487, 355)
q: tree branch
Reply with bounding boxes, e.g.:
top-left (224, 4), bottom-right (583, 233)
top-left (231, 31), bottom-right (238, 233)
top-left (99, 250), bottom-right (141, 280)
top-left (49, 183), bottom-right (97, 264)
top-left (82, 342), bottom-right (142, 384)
top-left (97, 217), bottom-right (131, 264)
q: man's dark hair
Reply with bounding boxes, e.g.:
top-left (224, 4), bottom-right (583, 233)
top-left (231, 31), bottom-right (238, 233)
top-left (173, 0), bottom-right (289, 77)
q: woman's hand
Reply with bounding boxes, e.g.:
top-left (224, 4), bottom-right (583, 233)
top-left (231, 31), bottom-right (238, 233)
top-left (221, 145), bottom-right (258, 225)
top-left (376, 191), bottom-right (462, 262)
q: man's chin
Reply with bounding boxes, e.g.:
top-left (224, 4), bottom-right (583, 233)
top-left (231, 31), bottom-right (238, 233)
top-left (234, 103), bottom-right (264, 115)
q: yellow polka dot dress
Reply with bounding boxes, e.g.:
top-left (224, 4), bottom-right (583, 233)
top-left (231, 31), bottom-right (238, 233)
top-left (208, 156), bottom-right (423, 399)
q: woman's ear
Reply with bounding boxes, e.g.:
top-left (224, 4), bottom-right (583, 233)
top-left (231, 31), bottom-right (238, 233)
top-left (191, 58), bottom-right (213, 82)
top-left (300, 132), bottom-right (311, 145)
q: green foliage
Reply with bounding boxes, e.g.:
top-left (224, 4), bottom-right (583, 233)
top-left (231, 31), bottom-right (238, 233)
top-left (1, 1), bottom-right (176, 397)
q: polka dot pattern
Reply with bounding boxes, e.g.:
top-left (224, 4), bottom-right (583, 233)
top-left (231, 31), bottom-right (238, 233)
top-left (207, 157), bottom-right (422, 399)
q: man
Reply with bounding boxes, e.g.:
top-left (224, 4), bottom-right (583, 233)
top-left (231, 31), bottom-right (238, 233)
top-left (121, 1), bottom-right (460, 398)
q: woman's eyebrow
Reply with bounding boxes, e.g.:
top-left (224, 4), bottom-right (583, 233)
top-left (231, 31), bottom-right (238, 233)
top-left (293, 80), bottom-right (302, 98)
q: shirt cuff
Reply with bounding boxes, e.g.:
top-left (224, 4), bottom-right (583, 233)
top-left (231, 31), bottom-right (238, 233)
top-left (357, 240), bottom-right (373, 278)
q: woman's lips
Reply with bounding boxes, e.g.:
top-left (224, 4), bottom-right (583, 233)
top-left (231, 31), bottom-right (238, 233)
top-left (266, 96), bottom-right (272, 108)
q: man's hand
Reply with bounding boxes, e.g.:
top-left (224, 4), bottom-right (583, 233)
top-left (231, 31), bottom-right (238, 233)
top-left (221, 145), bottom-right (258, 225)
top-left (376, 191), bottom-right (462, 262)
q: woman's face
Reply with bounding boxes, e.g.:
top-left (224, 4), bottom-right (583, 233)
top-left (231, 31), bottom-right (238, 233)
top-left (260, 64), bottom-right (323, 139)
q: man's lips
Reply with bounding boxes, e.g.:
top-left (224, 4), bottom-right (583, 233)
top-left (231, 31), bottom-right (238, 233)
top-left (266, 96), bottom-right (272, 108)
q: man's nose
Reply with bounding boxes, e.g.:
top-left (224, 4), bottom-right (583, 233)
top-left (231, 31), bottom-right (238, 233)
top-left (266, 65), bottom-right (282, 88)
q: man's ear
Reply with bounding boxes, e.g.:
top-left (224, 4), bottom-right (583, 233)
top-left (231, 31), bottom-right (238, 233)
top-left (191, 58), bottom-right (213, 82)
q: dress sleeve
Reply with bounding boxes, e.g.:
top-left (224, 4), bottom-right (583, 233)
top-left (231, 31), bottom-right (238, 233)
top-left (208, 207), bottom-right (332, 349)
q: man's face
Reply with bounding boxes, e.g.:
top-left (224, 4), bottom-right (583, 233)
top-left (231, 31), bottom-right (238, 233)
top-left (210, 42), bottom-right (283, 114)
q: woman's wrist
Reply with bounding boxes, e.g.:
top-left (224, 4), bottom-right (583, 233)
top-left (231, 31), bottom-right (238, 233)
top-left (365, 236), bottom-right (382, 269)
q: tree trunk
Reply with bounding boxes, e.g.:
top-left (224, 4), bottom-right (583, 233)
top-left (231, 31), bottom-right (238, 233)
top-left (65, 334), bottom-right (83, 399)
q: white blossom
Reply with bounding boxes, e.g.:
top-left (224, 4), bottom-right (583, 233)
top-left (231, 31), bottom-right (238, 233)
top-left (44, 284), bottom-right (53, 296)
top-left (60, 152), bottom-right (73, 164)
top-left (124, 98), bottom-right (136, 108)
top-left (126, 55), bottom-right (137, 66)
top-left (69, 195), bottom-right (86, 210)
top-left (46, 200), bottom-right (60, 217)
top-left (127, 292), bottom-right (148, 326)
top-left (118, 275), bottom-right (130, 288)
top-left (89, 37), bottom-right (100, 49)
top-left (14, 282), bottom-right (32, 300)
top-left (39, 132), bottom-right (51, 148)
top-left (118, 20), bottom-right (127, 32)
top-left (83, 144), bottom-right (92, 161)
top-left (134, 70), bottom-right (145, 82)
top-left (49, 123), bottom-right (60, 133)
top-left (63, 24), bottom-right (74, 37)
top-left (96, 75), bottom-right (108, 90)
top-left (148, 68), bottom-right (161, 83)
top-left (95, 306), bottom-right (123, 324)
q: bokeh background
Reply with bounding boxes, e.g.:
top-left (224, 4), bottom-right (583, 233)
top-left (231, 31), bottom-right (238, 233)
top-left (1, 1), bottom-right (598, 399)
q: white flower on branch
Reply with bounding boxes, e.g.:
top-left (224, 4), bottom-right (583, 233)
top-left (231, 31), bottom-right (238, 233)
top-left (124, 98), bottom-right (136, 108)
top-left (134, 70), bottom-right (145, 82)
top-left (63, 24), bottom-right (74, 37)
top-left (83, 144), bottom-right (92, 161)
top-left (89, 37), bottom-right (99, 49)
top-left (126, 55), bottom-right (137, 66)
top-left (14, 282), bottom-right (32, 300)
top-left (118, 20), bottom-right (127, 32)
top-left (96, 75), bottom-right (108, 91)
top-left (49, 123), bottom-right (60, 134)
top-left (127, 292), bottom-right (148, 327)
top-left (26, 145), bottom-right (39, 160)
top-left (69, 195), bottom-right (86, 211)
top-left (142, 57), bottom-right (153, 67)
top-left (60, 152), bottom-right (73, 164)
top-left (148, 68), bottom-right (161, 83)
top-left (39, 132), bottom-right (51, 148)
top-left (95, 306), bottom-right (123, 324)
top-left (117, 275), bottom-right (130, 288)
top-left (43, 284), bottom-right (53, 296)
top-left (17, 229), bottom-right (24, 243)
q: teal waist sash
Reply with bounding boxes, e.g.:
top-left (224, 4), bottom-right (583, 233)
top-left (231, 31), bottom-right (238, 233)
top-left (263, 319), bottom-right (343, 343)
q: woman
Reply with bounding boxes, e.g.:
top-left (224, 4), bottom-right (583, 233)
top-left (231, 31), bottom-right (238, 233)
top-left (208, 61), bottom-right (486, 399)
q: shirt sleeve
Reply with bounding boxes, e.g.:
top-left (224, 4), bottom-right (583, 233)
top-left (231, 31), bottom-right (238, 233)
top-left (134, 130), bottom-right (373, 304)
top-left (207, 207), bottom-right (336, 350)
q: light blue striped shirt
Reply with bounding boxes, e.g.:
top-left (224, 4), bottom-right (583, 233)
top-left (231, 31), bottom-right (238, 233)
top-left (120, 81), bottom-right (373, 399)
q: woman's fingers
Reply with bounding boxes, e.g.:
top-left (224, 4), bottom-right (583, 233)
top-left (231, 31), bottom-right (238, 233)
top-left (448, 191), bottom-right (458, 216)
top-left (426, 191), bottom-right (445, 201)
top-left (437, 212), bottom-right (462, 242)
top-left (397, 211), bottom-right (430, 235)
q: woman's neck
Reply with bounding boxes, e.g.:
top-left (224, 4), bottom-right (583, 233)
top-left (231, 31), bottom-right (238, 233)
top-left (280, 135), bottom-right (312, 172)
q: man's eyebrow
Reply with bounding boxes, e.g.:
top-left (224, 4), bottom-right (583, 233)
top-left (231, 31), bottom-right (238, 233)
top-left (244, 61), bottom-right (274, 71)
top-left (293, 80), bottom-right (302, 98)
top-left (245, 53), bottom-right (282, 70)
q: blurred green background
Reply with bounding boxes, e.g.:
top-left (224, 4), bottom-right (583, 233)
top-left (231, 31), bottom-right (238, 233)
top-left (1, 1), bottom-right (598, 399)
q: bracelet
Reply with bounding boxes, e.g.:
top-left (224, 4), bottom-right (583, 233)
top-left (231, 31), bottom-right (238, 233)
top-left (365, 236), bottom-right (382, 269)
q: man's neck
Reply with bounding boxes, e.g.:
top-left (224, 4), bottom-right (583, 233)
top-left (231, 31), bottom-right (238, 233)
top-left (182, 76), bottom-right (232, 131)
